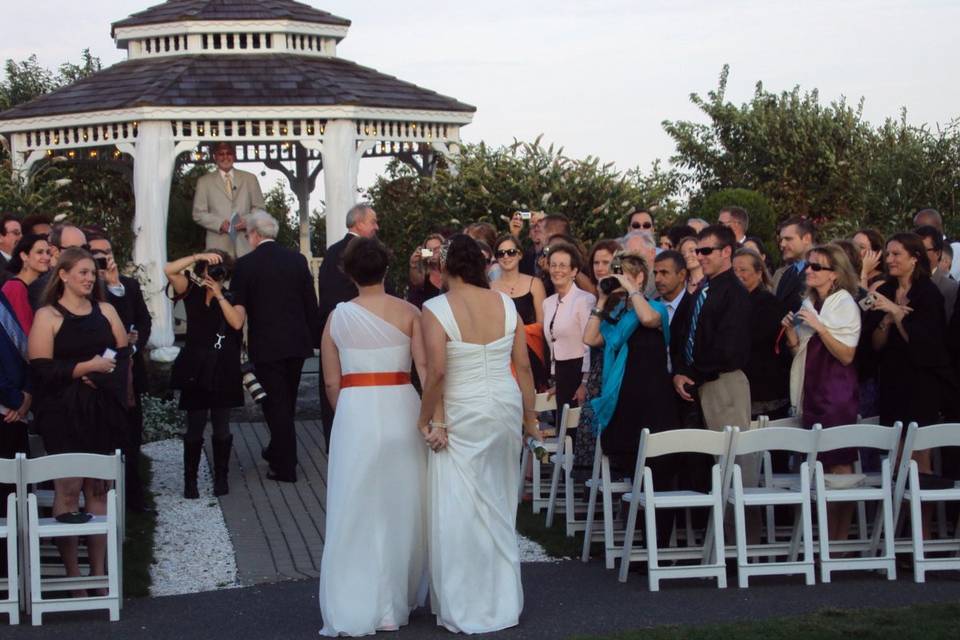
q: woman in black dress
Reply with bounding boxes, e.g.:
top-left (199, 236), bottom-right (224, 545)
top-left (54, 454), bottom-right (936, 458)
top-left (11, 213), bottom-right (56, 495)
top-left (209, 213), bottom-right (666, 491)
top-left (491, 234), bottom-right (548, 390)
top-left (28, 247), bottom-right (130, 593)
top-left (165, 250), bottom-right (244, 498)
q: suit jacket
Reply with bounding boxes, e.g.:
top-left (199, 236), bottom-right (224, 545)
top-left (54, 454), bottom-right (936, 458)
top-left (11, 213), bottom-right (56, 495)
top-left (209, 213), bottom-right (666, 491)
top-left (775, 262), bottom-right (806, 313)
top-left (317, 233), bottom-right (359, 328)
top-left (192, 168), bottom-right (265, 257)
top-left (231, 240), bottom-right (321, 363)
top-left (105, 276), bottom-right (152, 395)
top-left (932, 269), bottom-right (958, 323)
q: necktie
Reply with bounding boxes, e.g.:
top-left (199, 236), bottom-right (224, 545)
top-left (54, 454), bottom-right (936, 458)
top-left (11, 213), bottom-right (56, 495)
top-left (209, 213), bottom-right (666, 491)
top-left (683, 284), bottom-right (710, 366)
top-left (225, 175), bottom-right (234, 199)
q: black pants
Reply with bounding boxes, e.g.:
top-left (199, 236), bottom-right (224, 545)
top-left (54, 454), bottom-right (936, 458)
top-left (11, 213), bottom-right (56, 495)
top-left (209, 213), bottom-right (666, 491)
top-left (554, 358), bottom-right (584, 424)
top-left (123, 399), bottom-right (146, 509)
top-left (256, 357), bottom-right (305, 476)
top-left (185, 408), bottom-right (232, 443)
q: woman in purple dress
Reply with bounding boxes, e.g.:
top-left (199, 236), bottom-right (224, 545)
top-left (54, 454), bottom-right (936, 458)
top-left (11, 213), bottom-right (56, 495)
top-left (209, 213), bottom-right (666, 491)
top-left (781, 244), bottom-right (861, 542)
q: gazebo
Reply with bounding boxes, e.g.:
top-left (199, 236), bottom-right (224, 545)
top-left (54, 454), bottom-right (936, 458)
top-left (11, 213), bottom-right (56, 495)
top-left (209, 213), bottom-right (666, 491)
top-left (0, 0), bottom-right (475, 355)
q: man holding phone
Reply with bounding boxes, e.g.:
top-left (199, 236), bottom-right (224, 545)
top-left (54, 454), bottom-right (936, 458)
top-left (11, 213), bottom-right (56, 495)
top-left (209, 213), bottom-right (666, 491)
top-left (89, 232), bottom-right (153, 512)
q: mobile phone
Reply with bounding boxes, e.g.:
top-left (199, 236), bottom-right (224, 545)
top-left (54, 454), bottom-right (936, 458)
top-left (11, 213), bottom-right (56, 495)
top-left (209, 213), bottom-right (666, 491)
top-left (792, 313), bottom-right (805, 327)
top-left (102, 348), bottom-right (117, 360)
top-left (420, 248), bottom-right (434, 258)
top-left (519, 211), bottom-right (532, 220)
top-left (858, 293), bottom-right (877, 311)
top-left (94, 256), bottom-right (109, 270)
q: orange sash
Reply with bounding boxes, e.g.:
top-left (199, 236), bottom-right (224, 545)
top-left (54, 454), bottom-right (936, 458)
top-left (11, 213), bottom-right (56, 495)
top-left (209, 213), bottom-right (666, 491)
top-left (340, 372), bottom-right (411, 388)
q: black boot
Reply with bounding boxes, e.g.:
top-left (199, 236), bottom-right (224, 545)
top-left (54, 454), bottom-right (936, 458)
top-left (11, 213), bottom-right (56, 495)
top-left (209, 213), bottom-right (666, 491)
top-left (183, 439), bottom-right (203, 499)
top-left (212, 434), bottom-right (233, 497)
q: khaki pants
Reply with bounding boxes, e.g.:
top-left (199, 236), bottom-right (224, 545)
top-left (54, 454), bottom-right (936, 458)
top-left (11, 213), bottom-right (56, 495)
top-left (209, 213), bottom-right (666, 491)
top-left (699, 370), bottom-right (759, 540)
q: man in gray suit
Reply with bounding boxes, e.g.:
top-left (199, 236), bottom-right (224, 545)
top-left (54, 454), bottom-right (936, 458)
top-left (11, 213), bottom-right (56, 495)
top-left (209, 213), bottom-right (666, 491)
top-left (192, 142), bottom-right (265, 257)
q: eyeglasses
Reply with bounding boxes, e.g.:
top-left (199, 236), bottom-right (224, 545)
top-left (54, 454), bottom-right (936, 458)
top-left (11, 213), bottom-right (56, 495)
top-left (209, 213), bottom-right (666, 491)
top-left (549, 262), bottom-right (572, 271)
top-left (496, 248), bottom-right (521, 258)
top-left (805, 263), bottom-right (834, 272)
top-left (630, 221), bottom-right (653, 230)
top-left (694, 246), bottom-right (724, 256)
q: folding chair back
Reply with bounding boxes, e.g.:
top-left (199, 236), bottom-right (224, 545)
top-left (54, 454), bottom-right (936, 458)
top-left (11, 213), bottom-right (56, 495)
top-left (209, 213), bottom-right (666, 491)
top-left (734, 426), bottom-right (820, 457)
top-left (910, 423), bottom-right (960, 453)
top-left (817, 423), bottom-right (902, 457)
top-left (641, 428), bottom-right (731, 460)
top-left (545, 403), bottom-right (583, 532)
top-left (0, 458), bottom-right (17, 485)
top-left (534, 393), bottom-right (557, 413)
top-left (0, 456), bottom-right (20, 625)
top-left (19, 453), bottom-right (121, 486)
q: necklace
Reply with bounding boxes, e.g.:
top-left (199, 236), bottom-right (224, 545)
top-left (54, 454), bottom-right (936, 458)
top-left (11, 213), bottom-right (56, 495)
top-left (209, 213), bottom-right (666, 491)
top-left (501, 275), bottom-right (521, 296)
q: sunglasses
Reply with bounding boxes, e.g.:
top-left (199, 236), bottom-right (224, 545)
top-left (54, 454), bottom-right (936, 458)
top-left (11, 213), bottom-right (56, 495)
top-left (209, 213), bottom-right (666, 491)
top-left (805, 263), bottom-right (834, 272)
top-left (496, 248), bottom-right (521, 258)
top-left (694, 246), bottom-right (724, 256)
top-left (630, 221), bottom-right (654, 230)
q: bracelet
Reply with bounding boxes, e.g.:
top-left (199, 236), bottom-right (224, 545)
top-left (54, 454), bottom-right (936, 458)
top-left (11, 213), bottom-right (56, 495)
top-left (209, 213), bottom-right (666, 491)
top-left (216, 296), bottom-right (226, 302)
top-left (589, 307), bottom-right (604, 318)
top-left (429, 420), bottom-right (447, 430)
top-left (628, 289), bottom-right (642, 298)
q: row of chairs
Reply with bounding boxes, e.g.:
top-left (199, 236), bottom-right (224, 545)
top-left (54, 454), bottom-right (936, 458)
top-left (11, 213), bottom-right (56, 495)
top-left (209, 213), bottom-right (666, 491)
top-left (0, 451), bottom-right (124, 625)
top-left (524, 397), bottom-right (960, 591)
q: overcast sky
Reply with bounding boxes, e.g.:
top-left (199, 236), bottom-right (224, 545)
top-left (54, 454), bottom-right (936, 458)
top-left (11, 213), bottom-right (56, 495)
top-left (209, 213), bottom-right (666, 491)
top-left (4, 0), bottom-right (959, 207)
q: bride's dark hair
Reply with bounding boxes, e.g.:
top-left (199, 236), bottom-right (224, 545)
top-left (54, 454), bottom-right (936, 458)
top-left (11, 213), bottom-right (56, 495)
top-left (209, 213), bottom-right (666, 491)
top-left (443, 234), bottom-right (490, 289)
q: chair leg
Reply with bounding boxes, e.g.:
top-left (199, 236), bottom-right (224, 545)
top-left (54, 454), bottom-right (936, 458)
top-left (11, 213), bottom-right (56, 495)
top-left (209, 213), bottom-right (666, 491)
top-left (713, 491), bottom-right (727, 589)
top-left (601, 458), bottom-right (616, 569)
top-left (545, 450), bottom-right (562, 528)
top-left (734, 491), bottom-right (748, 587)
top-left (910, 492), bottom-right (925, 583)
top-left (581, 448), bottom-right (601, 563)
top-left (618, 495), bottom-right (640, 583)
top-left (645, 496), bottom-right (660, 592)
top-left (564, 451), bottom-right (576, 537)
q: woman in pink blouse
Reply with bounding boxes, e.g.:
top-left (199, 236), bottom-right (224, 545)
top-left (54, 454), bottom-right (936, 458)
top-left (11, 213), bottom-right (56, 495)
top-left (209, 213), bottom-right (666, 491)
top-left (2, 234), bottom-right (51, 334)
top-left (541, 242), bottom-right (596, 413)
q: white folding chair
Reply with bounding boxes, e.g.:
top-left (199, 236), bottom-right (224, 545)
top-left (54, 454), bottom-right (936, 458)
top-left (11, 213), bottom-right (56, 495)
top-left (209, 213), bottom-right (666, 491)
top-left (22, 451), bottom-right (123, 625)
top-left (814, 423), bottom-right (901, 583)
top-left (0, 455), bottom-right (21, 625)
top-left (897, 423), bottom-right (960, 582)
top-left (729, 426), bottom-right (820, 587)
top-left (544, 404), bottom-right (584, 535)
top-left (580, 436), bottom-right (635, 569)
top-left (518, 393), bottom-right (558, 512)
top-left (618, 428), bottom-right (733, 590)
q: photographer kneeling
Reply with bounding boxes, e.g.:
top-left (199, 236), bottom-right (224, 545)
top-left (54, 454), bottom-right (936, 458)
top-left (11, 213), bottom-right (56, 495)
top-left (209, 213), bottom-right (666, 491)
top-left (165, 251), bottom-right (244, 498)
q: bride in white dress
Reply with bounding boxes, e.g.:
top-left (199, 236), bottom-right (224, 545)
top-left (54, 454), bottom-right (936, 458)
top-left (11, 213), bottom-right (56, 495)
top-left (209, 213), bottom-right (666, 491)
top-left (418, 234), bottom-right (541, 634)
top-left (318, 237), bottom-right (428, 636)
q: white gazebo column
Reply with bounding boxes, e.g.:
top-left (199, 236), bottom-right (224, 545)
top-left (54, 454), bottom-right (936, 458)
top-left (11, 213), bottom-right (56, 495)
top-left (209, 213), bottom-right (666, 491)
top-left (130, 121), bottom-right (178, 359)
top-left (320, 119), bottom-right (360, 247)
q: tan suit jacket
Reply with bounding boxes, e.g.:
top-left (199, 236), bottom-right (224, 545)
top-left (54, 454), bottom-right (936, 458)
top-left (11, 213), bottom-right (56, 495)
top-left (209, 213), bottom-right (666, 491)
top-left (192, 168), bottom-right (265, 257)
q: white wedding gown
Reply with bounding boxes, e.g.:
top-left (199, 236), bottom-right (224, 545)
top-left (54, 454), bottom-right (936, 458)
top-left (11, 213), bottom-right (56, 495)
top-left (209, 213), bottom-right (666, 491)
top-left (318, 302), bottom-right (427, 637)
top-left (422, 292), bottom-right (524, 634)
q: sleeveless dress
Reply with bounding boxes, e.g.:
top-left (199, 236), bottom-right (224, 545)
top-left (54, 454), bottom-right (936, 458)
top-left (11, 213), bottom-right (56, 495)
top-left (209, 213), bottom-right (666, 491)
top-left (510, 289), bottom-right (549, 391)
top-left (31, 302), bottom-right (127, 455)
top-left (423, 292), bottom-right (523, 634)
top-left (318, 302), bottom-right (427, 636)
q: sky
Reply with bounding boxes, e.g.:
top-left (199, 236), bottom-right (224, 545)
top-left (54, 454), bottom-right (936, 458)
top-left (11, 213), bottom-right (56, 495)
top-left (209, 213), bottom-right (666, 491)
top-left (3, 0), bottom-right (960, 210)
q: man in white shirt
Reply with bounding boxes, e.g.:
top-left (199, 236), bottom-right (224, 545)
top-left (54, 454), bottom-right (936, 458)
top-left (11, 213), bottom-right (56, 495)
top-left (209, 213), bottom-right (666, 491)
top-left (718, 206), bottom-right (749, 245)
top-left (192, 142), bottom-right (266, 257)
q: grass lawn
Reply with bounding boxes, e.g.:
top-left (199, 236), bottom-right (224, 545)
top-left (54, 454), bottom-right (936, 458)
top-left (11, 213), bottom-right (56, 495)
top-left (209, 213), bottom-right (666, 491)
top-left (572, 602), bottom-right (960, 639)
top-left (516, 501), bottom-right (603, 559)
top-left (122, 454), bottom-right (156, 597)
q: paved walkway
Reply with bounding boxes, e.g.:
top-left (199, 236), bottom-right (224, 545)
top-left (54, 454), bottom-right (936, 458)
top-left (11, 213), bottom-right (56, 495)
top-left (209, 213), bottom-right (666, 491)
top-left (8, 562), bottom-right (960, 638)
top-left (204, 419), bottom-right (327, 584)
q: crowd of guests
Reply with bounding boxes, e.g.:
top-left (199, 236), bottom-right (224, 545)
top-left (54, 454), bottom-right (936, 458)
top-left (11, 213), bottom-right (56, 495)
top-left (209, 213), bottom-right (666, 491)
top-left (405, 205), bottom-right (960, 542)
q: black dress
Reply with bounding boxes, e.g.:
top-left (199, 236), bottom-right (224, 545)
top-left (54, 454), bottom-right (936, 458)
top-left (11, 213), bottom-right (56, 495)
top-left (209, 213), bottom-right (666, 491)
top-left (31, 302), bottom-right (128, 455)
top-left (511, 289), bottom-right (550, 391)
top-left (866, 277), bottom-right (957, 427)
top-left (601, 314), bottom-right (679, 474)
top-left (175, 285), bottom-right (244, 411)
top-left (744, 288), bottom-right (790, 416)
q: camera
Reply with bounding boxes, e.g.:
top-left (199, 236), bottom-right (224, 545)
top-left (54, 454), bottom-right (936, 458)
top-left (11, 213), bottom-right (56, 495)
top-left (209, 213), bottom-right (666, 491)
top-left (420, 248), bottom-right (434, 259)
top-left (240, 361), bottom-right (267, 403)
top-left (94, 256), bottom-right (109, 271)
top-left (196, 260), bottom-right (228, 282)
top-left (599, 276), bottom-right (621, 296)
top-left (519, 211), bottom-right (532, 220)
top-left (858, 293), bottom-right (877, 312)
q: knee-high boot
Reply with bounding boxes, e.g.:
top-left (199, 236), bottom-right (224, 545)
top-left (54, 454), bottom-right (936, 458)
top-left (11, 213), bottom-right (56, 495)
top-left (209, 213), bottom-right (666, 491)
top-left (183, 439), bottom-right (203, 499)
top-left (212, 434), bottom-right (233, 497)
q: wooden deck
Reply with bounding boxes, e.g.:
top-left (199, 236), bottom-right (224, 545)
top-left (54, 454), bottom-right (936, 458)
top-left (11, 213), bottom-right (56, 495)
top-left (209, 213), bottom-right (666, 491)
top-left (205, 420), bottom-right (328, 585)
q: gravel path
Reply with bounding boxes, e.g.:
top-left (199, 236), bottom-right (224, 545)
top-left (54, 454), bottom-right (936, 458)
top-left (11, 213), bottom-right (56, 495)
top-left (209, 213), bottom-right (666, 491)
top-left (143, 439), bottom-right (239, 596)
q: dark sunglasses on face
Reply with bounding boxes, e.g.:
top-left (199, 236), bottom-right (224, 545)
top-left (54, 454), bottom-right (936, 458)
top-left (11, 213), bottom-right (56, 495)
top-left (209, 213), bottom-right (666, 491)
top-left (496, 248), bottom-right (521, 258)
top-left (694, 246), bottom-right (724, 256)
top-left (805, 263), bottom-right (834, 272)
top-left (631, 221), bottom-right (653, 230)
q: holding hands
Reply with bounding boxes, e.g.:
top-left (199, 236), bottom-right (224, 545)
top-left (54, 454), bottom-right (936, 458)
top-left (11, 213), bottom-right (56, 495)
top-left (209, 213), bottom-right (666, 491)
top-left (419, 421), bottom-right (448, 452)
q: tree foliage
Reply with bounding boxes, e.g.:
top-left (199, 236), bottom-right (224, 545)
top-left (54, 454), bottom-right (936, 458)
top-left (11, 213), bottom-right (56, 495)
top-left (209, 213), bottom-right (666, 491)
top-left (367, 136), bottom-right (681, 290)
top-left (664, 65), bottom-right (960, 239)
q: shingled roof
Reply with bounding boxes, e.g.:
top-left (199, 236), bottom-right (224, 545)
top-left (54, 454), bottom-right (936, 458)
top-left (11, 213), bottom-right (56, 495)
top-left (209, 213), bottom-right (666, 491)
top-left (111, 0), bottom-right (351, 35)
top-left (0, 54), bottom-right (476, 121)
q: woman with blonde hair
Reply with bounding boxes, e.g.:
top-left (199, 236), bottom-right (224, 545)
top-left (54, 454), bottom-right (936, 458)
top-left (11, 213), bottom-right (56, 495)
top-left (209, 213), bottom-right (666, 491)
top-left (781, 244), bottom-right (861, 541)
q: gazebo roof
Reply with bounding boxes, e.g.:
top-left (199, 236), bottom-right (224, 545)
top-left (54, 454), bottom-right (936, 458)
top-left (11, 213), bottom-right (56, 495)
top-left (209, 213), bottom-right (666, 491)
top-left (111, 0), bottom-right (351, 35)
top-left (0, 54), bottom-right (476, 122)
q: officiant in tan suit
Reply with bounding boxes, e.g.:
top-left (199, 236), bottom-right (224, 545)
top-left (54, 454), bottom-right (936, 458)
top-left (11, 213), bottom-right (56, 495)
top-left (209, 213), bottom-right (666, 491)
top-left (192, 142), bottom-right (266, 257)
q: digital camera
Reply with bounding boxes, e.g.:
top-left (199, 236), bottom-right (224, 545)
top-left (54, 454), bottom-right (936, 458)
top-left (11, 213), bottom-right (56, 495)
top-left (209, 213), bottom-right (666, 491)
top-left (196, 260), bottom-right (228, 282)
top-left (598, 255), bottom-right (625, 295)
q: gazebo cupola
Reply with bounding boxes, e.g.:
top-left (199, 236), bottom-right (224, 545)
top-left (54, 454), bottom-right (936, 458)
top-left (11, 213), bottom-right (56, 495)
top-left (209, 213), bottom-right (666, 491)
top-left (0, 0), bottom-right (476, 356)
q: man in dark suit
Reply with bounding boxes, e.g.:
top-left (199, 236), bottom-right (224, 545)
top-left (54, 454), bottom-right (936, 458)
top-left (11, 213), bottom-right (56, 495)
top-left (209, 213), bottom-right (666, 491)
top-left (0, 214), bottom-right (22, 285)
top-left (316, 203), bottom-right (379, 451)
top-left (654, 250), bottom-right (698, 429)
top-left (232, 211), bottom-right (321, 482)
top-left (88, 233), bottom-right (153, 511)
top-left (774, 216), bottom-right (815, 313)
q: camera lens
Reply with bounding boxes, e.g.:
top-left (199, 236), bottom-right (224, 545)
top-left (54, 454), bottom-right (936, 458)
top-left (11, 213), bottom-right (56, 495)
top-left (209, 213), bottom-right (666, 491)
top-left (207, 264), bottom-right (227, 281)
top-left (599, 277), bottom-right (620, 295)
